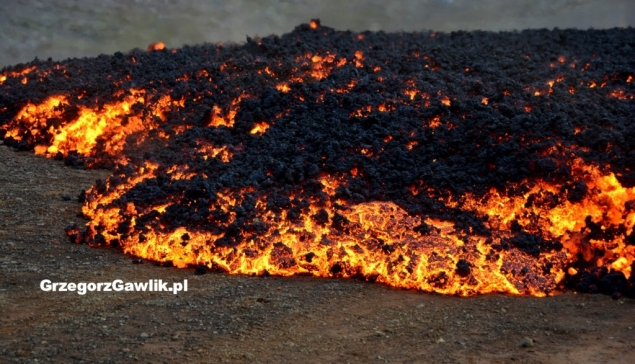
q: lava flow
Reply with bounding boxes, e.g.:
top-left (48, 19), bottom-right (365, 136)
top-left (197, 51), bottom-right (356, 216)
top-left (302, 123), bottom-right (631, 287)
top-left (1, 21), bottom-right (634, 297)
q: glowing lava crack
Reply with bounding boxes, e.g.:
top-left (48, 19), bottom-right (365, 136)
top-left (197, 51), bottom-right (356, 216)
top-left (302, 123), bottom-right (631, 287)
top-left (1, 20), bottom-right (634, 297)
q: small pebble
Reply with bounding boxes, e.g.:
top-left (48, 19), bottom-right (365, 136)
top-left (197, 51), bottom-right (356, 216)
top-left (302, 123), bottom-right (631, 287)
top-left (520, 337), bottom-right (534, 347)
top-left (139, 333), bottom-right (149, 339)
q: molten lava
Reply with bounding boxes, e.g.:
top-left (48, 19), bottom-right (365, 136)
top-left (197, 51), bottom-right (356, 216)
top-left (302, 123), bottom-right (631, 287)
top-left (1, 21), bottom-right (634, 297)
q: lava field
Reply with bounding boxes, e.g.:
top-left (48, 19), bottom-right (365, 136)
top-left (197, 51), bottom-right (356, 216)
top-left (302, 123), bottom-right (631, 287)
top-left (1, 20), bottom-right (634, 297)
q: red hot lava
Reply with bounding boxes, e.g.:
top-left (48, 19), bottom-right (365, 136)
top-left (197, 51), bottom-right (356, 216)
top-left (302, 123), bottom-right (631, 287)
top-left (1, 21), bottom-right (634, 297)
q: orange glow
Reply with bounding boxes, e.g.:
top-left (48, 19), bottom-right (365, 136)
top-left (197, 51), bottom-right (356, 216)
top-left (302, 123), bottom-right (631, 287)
top-left (405, 90), bottom-right (417, 100)
top-left (84, 155), bottom-right (633, 296)
top-left (0, 65), bottom-right (37, 85)
top-left (610, 89), bottom-right (633, 100)
top-left (378, 103), bottom-right (394, 112)
top-left (148, 42), bottom-right (166, 52)
top-left (5, 91), bottom-right (633, 297)
top-left (5, 90), bottom-right (183, 162)
top-left (309, 20), bottom-right (319, 29)
top-left (209, 95), bottom-right (244, 128)
top-left (3, 31), bottom-right (634, 298)
top-left (463, 159), bottom-right (635, 282)
top-left (196, 140), bottom-right (232, 163)
top-left (428, 116), bottom-right (442, 129)
top-left (87, 158), bottom-right (564, 296)
top-left (350, 105), bottom-right (372, 117)
top-left (354, 51), bottom-right (364, 68)
top-left (250, 122), bottom-right (270, 135)
top-left (276, 83), bottom-right (290, 93)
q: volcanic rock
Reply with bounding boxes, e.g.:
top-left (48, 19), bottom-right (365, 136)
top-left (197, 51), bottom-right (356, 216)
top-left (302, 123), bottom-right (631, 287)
top-left (0, 22), bottom-right (633, 297)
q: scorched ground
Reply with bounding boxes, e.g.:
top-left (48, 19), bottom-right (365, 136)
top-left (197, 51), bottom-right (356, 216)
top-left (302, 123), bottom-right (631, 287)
top-left (0, 20), bottom-right (634, 297)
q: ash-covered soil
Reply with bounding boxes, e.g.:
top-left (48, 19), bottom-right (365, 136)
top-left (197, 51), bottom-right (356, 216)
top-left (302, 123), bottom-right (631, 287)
top-left (1, 144), bottom-right (634, 364)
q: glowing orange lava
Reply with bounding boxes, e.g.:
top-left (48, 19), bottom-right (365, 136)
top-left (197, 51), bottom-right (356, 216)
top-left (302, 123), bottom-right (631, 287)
top-left (2, 26), bottom-right (634, 297)
top-left (4, 89), bottom-right (183, 163)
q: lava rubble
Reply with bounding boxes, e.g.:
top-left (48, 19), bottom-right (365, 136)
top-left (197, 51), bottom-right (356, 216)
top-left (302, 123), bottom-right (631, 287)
top-left (1, 20), bottom-right (634, 297)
